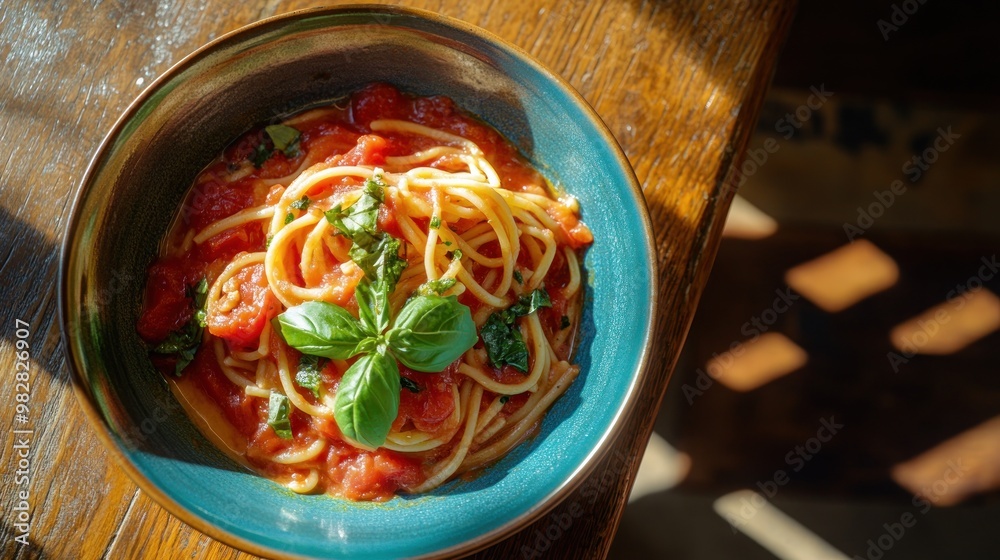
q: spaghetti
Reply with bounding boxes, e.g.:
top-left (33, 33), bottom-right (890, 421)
top-left (137, 83), bottom-right (593, 500)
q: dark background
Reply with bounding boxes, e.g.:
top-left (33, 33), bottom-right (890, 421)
top-left (611, 2), bottom-right (1000, 558)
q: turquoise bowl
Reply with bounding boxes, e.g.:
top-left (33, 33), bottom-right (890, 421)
top-left (61, 6), bottom-right (656, 558)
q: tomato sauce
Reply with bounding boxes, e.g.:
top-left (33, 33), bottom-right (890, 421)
top-left (138, 83), bottom-right (587, 501)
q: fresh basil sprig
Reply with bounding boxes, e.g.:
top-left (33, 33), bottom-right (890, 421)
top-left (481, 288), bottom-right (551, 373)
top-left (277, 286), bottom-right (476, 447)
top-left (276, 177), bottom-right (477, 448)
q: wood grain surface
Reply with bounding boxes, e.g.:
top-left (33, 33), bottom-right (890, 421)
top-left (0, 0), bottom-right (795, 558)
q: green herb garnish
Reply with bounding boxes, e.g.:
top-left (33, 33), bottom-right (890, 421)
top-left (278, 179), bottom-right (477, 448)
top-left (151, 277), bottom-right (208, 376)
top-left (290, 196), bottom-right (311, 211)
top-left (249, 124), bottom-right (302, 168)
top-left (325, 175), bottom-right (407, 294)
top-left (429, 216), bottom-right (441, 229)
top-left (265, 124), bottom-right (301, 158)
top-left (417, 277), bottom-right (457, 296)
top-left (295, 354), bottom-right (326, 398)
top-left (400, 377), bottom-right (421, 393)
top-left (481, 288), bottom-right (552, 373)
top-left (267, 392), bottom-right (293, 439)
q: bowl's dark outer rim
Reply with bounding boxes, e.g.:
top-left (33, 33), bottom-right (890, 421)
top-left (59, 4), bottom-right (659, 559)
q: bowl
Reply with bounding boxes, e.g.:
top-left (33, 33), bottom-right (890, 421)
top-left (60, 5), bottom-right (656, 558)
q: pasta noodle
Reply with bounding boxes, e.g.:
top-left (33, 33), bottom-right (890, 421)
top-left (137, 84), bottom-right (593, 501)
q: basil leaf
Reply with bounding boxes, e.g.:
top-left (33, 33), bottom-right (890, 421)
top-left (509, 288), bottom-right (551, 317)
top-left (295, 354), bottom-right (325, 398)
top-left (250, 142), bottom-right (272, 168)
top-left (354, 278), bottom-right (390, 336)
top-left (191, 277), bottom-right (209, 327)
top-left (325, 179), bottom-right (383, 248)
top-left (417, 277), bottom-right (456, 296)
top-left (151, 277), bottom-right (209, 376)
top-left (334, 348), bottom-right (400, 448)
top-left (152, 321), bottom-right (200, 354)
top-left (386, 295), bottom-right (477, 373)
top-left (429, 216), bottom-right (441, 229)
top-left (174, 346), bottom-right (198, 377)
top-left (513, 270), bottom-right (523, 284)
top-left (349, 235), bottom-right (406, 293)
top-left (400, 376), bottom-right (421, 393)
top-left (290, 195), bottom-right (310, 210)
top-left (277, 301), bottom-right (369, 359)
top-left (481, 312), bottom-right (529, 372)
top-left (264, 124), bottom-right (301, 158)
top-left (267, 392), bottom-right (293, 439)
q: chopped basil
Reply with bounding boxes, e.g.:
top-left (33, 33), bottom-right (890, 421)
top-left (250, 142), bottom-right (272, 168)
top-left (267, 392), bottom-right (293, 439)
top-left (513, 270), bottom-right (523, 284)
top-left (500, 395), bottom-right (510, 404)
top-left (560, 315), bottom-right (571, 329)
top-left (508, 288), bottom-right (551, 318)
top-left (284, 212), bottom-right (294, 225)
top-left (290, 195), bottom-right (311, 210)
top-left (249, 125), bottom-right (302, 167)
top-left (326, 176), bottom-right (406, 293)
top-left (417, 277), bottom-right (456, 296)
top-left (481, 288), bottom-right (552, 372)
top-left (446, 249), bottom-right (463, 261)
top-left (151, 277), bottom-right (209, 376)
top-left (400, 376), bottom-right (421, 393)
top-left (429, 216), bottom-right (441, 229)
top-left (264, 124), bottom-right (301, 158)
top-left (481, 312), bottom-right (529, 372)
top-left (295, 354), bottom-right (326, 398)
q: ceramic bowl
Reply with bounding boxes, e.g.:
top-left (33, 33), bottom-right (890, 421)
top-left (61, 5), bottom-right (656, 558)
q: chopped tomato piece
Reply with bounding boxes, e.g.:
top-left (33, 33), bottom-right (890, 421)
top-left (206, 262), bottom-right (279, 348)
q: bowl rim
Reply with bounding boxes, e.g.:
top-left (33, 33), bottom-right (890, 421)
top-left (60, 4), bottom-right (658, 558)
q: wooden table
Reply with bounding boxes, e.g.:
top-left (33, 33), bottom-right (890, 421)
top-left (0, 0), bottom-right (795, 557)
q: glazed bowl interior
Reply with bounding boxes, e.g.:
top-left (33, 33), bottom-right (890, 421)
top-left (61, 6), bottom-right (656, 559)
